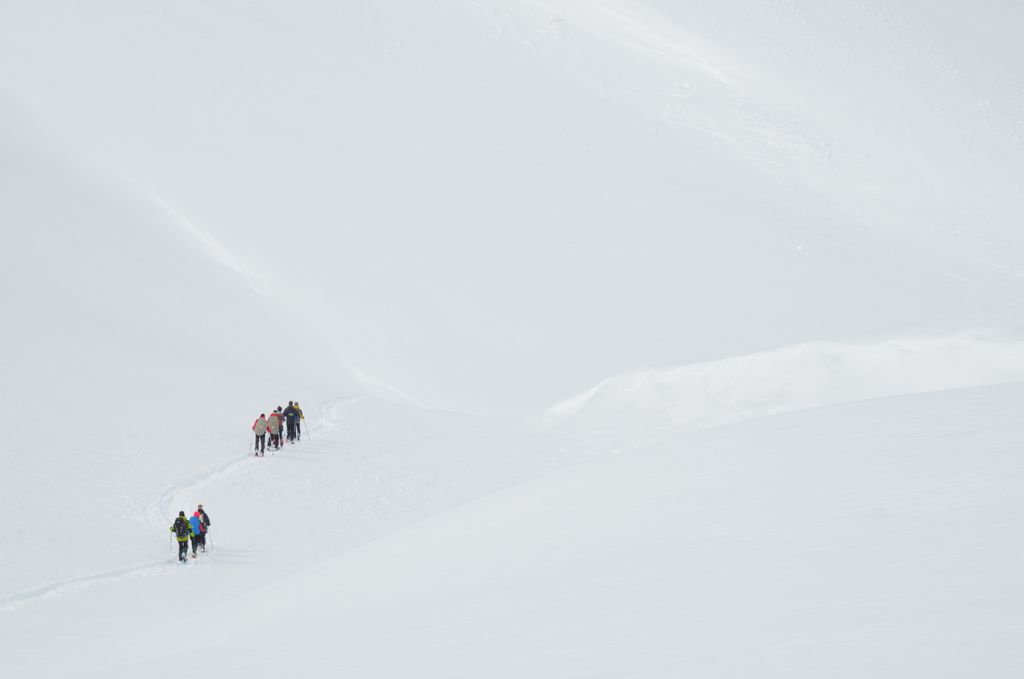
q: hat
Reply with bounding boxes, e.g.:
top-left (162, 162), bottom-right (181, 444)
top-left (178, 511), bottom-right (185, 517)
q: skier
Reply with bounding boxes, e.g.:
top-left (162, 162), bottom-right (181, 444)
top-left (277, 405), bottom-right (286, 444)
top-left (197, 504), bottom-right (211, 552)
top-left (294, 401), bottom-right (304, 440)
top-left (170, 511), bottom-right (191, 563)
top-left (267, 407), bottom-right (283, 450)
top-left (189, 511), bottom-right (204, 558)
top-left (252, 413), bottom-right (269, 456)
top-left (283, 401), bottom-right (298, 443)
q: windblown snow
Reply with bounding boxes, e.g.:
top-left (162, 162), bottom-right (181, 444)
top-left (0, 1), bottom-right (1022, 677)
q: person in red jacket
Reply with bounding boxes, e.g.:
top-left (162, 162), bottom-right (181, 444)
top-left (252, 413), bottom-right (268, 456)
top-left (197, 504), bottom-right (211, 552)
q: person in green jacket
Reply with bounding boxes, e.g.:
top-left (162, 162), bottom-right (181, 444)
top-left (170, 511), bottom-right (190, 563)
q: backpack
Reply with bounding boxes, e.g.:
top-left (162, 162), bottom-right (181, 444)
top-left (174, 517), bottom-right (190, 539)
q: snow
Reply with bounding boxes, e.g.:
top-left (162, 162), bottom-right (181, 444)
top-left (5, 384), bottom-right (1023, 677)
top-left (1, 0), bottom-right (1023, 677)
top-left (542, 331), bottom-right (1024, 450)
top-left (2, 0), bottom-right (1021, 413)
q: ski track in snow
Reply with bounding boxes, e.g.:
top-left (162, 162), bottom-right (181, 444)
top-left (157, 403), bottom-right (340, 525)
top-left (0, 561), bottom-right (178, 611)
top-left (157, 453), bottom-right (254, 524)
top-left (0, 420), bottom-right (329, 612)
top-left (1, 400), bottom-right (391, 613)
top-left (0, 457), bottom-right (249, 611)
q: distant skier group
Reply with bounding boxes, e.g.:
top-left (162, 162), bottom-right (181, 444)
top-left (251, 400), bottom-right (305, 456)
top-left (170, 504), bottom-right (212, 563)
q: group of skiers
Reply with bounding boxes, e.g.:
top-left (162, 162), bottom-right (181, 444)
top-left (165, 403), bottom-right (305, 564)
top-left (251, 400), bottom-right (305, 456)
top-left (169, 504), bottom-right (212, 563)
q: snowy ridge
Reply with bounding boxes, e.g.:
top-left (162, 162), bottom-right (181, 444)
top-left (544, 331), bottom-right (1024, 448)
top-left (512, 0), bottom-right (739, 84)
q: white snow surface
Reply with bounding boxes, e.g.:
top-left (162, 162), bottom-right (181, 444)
top-left (2, 0), bottom-right (1022, 413)
top-left (1, 1), bottom-right (1023, 677)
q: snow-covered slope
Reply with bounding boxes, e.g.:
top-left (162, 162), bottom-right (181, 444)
top-left (1, 1), bottom-right (1023, 677)
top-left (2, 0), bottom-right (1021, 412)
top-left (179, 383), bottom-right (1024, 679)
top-left (0, 101), bottom-right (366, 593)
top-left (6, 382), bottom-right (1022, 678)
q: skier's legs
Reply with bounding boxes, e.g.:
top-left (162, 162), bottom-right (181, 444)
top-left (296, 421), bottom-right (301, 440)
top-left (178, 540), bottom-right (188, 562)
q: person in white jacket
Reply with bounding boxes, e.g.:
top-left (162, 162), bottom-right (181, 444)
top-left (252, 414), bottom-right (269, 456)
top-left (267, 408), bottom-right (283, 451)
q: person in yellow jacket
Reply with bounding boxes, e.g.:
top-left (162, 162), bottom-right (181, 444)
top-left (169, 511), bottom-right (191, 563)
top-left (294, 402), bottom-right (305, 440)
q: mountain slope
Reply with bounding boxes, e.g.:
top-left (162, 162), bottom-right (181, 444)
top-left (0, 3), bottom-right (1022, 677)
top-left (18, 381), bottom-right (1020, 678)
top-left (0, 103), bottom-right (363, 593)
top-left (1, 0), bottom-right (1021, 412)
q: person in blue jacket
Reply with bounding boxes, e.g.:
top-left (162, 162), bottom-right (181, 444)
top-left (189, 511), bottom-right (204, 558)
